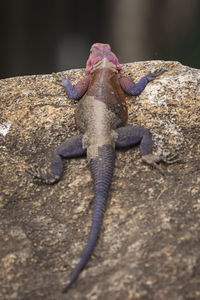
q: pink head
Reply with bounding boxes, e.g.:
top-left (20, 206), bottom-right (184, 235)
top-left (86, 43), bottom-right (122, 74)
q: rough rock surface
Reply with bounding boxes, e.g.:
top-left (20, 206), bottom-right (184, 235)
top-left (0, 61), bottom-right (200, 300)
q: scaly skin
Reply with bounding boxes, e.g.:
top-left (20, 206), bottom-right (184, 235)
top-left (31, 43), bottom-right (175, 292)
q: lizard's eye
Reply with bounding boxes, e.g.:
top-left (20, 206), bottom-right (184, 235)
top-left (105, 44), bottom-right (111, 50)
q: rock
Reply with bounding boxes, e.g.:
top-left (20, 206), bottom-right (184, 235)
top-left (0, 61), bottom-right (200, 300)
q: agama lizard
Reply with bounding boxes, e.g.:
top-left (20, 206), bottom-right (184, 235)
top-left (32, 43), bottom-right (175, 292)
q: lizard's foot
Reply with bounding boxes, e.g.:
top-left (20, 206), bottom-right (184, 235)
top-left (27, 164), bottom-right (60, 185)
top-left (142, 154), bottom-right (163, 173)
top-left (147, 68), bottom-right (167, 81)
top-left (142, 152), bottom-right (179, 174)
top-left (159, 150), bottom-right (180, 164)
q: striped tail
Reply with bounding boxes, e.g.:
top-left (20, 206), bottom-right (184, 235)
top-left (62, 144), bottom-right (115, 293)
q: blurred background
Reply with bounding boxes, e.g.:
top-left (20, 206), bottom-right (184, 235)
top-left (0, 0), bottom-right (200, 79)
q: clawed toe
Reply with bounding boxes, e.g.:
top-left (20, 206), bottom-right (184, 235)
top-left (148, 68), bottom-right (167, 81)
top-left (26, 165), bottom-right (40, 179)
top-left (160, 152), bottom-right (180, 164)
top-left (152, 68), bottom-right (167, 77)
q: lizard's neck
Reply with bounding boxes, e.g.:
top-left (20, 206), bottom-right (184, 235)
top-left (91, 58), bottom-right (117, 73)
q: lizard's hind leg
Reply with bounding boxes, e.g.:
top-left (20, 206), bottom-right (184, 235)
top-left (115, 125), bottom-right (161, 170)
top-left (30, 134), bottom-right (86, 184)
top-left (115, 126), bottom-right (178, 173)
top-left (115, 125), bottom-right (152, 155)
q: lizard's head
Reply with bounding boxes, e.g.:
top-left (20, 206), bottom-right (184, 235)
top-left (86, 43), bottom-right (122, 74)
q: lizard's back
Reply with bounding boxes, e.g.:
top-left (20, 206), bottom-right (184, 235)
top-left (75, 60), bottom-right (128, 160)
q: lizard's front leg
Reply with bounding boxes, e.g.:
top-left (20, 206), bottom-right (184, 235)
top-left (115, 126), bottom-right (176, 172)
top-left (62, 76), bottom-right (90, 100)
top-left (119, 69), bottom-right (166, 96)
top-left (30, 135), bottom-right (86, 184)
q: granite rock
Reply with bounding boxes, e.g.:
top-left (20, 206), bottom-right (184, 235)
top-left (0, 61), bottom-right (200, 300)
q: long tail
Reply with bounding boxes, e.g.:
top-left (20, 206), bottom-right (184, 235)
top-left (62, 144), bottom-right (115, 293)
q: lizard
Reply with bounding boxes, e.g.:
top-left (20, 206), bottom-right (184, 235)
top-left (31, 43), bottom-right (176, 292)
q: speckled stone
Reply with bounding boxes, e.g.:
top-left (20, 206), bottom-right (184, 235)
top-left (0, 61), bottom-right (200, 300)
